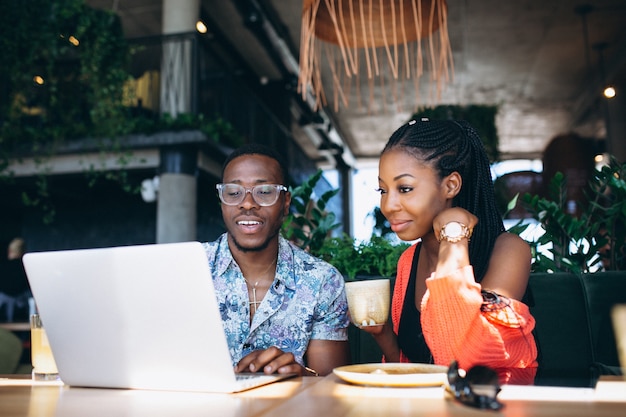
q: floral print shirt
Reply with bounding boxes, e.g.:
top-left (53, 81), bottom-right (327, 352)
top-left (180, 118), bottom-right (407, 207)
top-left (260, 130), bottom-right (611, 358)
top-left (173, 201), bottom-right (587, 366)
top-left (202, 234), bottom-right (349, 367)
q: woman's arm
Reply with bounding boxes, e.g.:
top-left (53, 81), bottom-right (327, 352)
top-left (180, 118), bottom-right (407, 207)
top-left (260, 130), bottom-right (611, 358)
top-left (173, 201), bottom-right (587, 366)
top-left (423, 213), bottom-right (537, 370)
top-left (366, 321), bottom-right (402, 362)
top-left (433, 207), bottom-right (531, 300)
top-left (421, 264), bottom-right (537, 370)
top-left (481, 233), bottom-right (532, 300)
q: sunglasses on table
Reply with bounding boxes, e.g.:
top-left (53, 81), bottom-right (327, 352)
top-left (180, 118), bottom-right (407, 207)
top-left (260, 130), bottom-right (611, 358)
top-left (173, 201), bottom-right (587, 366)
top-left (447, 360), bottom-right (504, 411)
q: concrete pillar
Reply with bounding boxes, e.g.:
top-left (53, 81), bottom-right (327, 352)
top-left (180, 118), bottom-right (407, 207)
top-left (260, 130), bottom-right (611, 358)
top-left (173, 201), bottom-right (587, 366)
top-left (156, 0), bottom-right (200, 244)
top-left (157, 146), bottom-right (197, 243)
top-left (162, 0), bottom-right (200, 34)
top-left (160, 0), bottom-right (199, 117)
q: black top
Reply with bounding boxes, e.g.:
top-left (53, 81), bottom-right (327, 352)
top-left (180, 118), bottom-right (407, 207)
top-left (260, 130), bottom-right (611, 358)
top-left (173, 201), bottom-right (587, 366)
top-left (397, 244), bottom-right (434, 363)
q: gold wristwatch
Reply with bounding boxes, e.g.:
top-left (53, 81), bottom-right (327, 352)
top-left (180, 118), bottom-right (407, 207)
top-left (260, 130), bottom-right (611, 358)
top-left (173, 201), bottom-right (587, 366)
top-left (438, 221), bottom-right (473, 243)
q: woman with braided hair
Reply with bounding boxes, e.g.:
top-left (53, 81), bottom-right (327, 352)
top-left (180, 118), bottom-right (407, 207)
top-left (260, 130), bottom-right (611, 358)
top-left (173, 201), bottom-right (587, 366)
top-left (364, 119), bottom-right (538, 383)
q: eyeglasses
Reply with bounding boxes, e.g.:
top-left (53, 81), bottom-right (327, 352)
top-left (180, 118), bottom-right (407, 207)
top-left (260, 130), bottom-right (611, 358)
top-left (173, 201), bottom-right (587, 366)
top-left (216, 183), bottom-right (287, 207)
top-left (447, 361), bottom-right (503, 411)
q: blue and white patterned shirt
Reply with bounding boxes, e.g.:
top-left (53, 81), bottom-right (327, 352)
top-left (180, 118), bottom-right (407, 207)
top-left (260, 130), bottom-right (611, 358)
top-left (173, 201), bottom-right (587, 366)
top-left (202, 234), bottom-right (349, 367)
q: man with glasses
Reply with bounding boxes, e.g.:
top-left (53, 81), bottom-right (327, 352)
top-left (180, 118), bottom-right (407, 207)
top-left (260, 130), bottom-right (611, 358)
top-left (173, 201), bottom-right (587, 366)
top-left (203, 144), bottom-right (350, 376)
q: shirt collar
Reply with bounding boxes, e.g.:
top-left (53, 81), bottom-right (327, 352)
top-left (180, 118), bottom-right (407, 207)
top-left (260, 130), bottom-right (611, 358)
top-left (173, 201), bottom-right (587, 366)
top-left (215, 234), bottom-right (297, 291)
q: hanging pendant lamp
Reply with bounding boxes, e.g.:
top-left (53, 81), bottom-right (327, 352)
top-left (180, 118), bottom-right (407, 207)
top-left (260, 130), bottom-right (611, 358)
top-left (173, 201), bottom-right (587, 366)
top-left (299, 0), bottom-right (453, 112)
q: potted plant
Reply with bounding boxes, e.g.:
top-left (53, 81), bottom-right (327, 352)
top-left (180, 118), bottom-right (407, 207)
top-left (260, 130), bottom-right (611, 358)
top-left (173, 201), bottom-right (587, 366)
top-left (314, 234), bottom-right (409, 281)
top-left (282, 169), bottom-right (409, 280)
top-left (506, 156), bottom-right (626, 379)
top-left (281, 169), bottom-right (410, 364)
top-left (508, 156), bottom-right (626, 274)
top-left (281, 169), bottom-right (342, 254)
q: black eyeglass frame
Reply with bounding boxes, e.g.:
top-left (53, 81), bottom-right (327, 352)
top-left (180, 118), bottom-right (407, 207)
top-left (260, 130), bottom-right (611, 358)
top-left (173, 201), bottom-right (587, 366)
top-left (447, 360), bottom-right (504, 411)
top-left (216, 183), bottom-right (288, 207)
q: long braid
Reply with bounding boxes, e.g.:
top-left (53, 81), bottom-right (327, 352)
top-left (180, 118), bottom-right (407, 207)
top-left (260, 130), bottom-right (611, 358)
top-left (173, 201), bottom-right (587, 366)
top-left (382, 119), bottom-right (504, 282)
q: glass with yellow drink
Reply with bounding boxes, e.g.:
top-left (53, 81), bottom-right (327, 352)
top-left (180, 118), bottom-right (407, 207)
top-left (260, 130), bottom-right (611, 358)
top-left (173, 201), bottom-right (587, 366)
top-left (30, 314), bottom-right (59, 381)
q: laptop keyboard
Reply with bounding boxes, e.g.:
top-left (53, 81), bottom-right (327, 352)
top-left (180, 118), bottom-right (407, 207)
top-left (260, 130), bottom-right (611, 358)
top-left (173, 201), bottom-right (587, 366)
top-left (235, 373), bottom-right (281, 390)
top-left (236, 373), bottom-right (260, 381)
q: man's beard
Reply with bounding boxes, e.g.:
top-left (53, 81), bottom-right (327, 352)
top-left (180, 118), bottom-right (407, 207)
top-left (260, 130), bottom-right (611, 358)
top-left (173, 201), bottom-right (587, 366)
top-left (229, 228), bottom-right (280, 253)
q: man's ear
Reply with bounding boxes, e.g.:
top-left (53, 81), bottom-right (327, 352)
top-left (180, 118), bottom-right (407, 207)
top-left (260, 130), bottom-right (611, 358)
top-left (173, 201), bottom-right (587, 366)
top-left (283, 191), bottom-right (291, 216)
top-left (443, 172), bottom-right (462, 198)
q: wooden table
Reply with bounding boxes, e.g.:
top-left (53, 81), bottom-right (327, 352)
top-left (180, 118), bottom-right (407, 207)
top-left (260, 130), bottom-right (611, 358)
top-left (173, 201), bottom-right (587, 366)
top-left (0, 374), bottom-right (624, 417)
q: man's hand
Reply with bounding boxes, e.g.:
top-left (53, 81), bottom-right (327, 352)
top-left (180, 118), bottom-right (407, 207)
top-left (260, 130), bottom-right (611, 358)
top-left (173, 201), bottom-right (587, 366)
top-left (235, 346), bottom-right (305, 375)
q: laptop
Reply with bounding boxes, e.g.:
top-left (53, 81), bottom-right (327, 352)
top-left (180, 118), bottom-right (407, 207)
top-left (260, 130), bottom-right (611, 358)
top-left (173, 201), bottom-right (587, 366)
top-left (23, 241), bottom-right (295, 392)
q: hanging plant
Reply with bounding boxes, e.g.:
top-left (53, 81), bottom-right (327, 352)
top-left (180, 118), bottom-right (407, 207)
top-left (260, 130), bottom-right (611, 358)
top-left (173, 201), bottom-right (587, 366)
top-left (0, 1), bottom-right (245, 224)
top-left (0, 0), bottom-right (131, 152)
top-left (0, 0), bottom-right (136, 223)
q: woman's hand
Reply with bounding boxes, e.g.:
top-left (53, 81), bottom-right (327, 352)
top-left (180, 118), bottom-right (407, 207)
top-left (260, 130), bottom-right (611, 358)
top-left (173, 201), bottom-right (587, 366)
top-left (432, 207), bottom-right (478, 277)
top-left (357, 322), bottom-right (402, 362)
top-left (432, 207), bottom-right (478, 237)
top-left (235, 346), bottom-right (307, 375)
top-left (359, 322), bottom-right (386, 335)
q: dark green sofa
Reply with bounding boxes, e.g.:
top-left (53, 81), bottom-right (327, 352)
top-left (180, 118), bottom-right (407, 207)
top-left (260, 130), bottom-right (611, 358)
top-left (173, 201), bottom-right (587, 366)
top-left (530, 272), bottom-right (626, 386)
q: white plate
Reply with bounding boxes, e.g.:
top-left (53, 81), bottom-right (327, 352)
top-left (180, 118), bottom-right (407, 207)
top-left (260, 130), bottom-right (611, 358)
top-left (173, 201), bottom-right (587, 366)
top-left (333, 363), bottom-right (448, 387)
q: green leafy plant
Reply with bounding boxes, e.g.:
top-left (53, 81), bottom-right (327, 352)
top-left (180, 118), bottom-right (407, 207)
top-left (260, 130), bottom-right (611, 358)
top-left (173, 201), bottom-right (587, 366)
top-left (508, 156), bottom-right (626, 274)
top-left (587, 157), bottom-right (626, 270)
top-left (315, 234), bottom-right (410, 280)
top-left (0, 1), bottom-right (131, 152)
top-left (0, 1), bottom-right (133, 223)
top-left (127, 112), bottom-right (243, 147)
top-left (282, 170), bottom-right (410, 280)
top-left (281, 169), bottom-right (341, 254)
top-left (0, 1), bottom-right (244, 224)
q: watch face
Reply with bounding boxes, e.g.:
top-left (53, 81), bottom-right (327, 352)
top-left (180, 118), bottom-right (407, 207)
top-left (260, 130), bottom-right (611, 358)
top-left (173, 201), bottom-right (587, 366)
top-left (445, 222), bottom-right (463, 237)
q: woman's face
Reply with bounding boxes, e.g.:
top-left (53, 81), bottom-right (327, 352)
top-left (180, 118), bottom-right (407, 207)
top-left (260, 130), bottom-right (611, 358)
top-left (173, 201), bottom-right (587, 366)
top-left (377, 148), bottom-right (450, 241)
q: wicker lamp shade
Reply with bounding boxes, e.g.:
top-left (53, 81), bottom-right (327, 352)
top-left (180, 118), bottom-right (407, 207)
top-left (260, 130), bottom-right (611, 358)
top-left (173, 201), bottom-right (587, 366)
top-left (299, 0), bottom-right (453, 111)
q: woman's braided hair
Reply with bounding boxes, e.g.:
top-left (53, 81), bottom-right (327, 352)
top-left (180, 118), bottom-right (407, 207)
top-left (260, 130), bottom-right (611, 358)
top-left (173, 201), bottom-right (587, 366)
top-left (382, 119), bottom-right (504, 282)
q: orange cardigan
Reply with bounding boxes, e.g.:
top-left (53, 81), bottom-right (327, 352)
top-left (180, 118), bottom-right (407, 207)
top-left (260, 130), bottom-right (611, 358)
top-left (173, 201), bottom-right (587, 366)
top-left (391, 244), bottom-right (538, 381)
